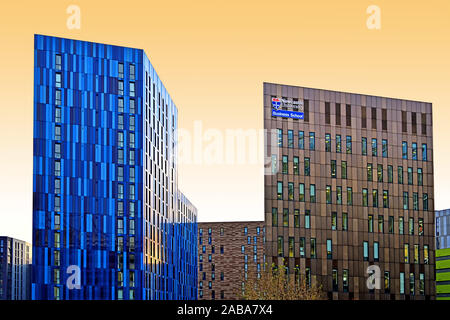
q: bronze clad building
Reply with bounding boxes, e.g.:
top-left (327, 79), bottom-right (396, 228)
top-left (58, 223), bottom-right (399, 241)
top-left (264, 82), bottom-right (435, 300)
top-left (197, 222), bottom-right (265, 300)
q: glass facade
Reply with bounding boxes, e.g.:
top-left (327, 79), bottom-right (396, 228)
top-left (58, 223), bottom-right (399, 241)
top-left (32, 35), bottom-right (197, 300)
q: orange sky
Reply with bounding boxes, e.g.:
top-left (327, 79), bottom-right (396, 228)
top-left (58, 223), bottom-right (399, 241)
top-left (1, 0), bottom-right (450, 243)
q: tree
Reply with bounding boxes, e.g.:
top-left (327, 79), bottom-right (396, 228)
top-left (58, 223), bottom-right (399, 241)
top-left (238, 263), bottom-right (325, 300)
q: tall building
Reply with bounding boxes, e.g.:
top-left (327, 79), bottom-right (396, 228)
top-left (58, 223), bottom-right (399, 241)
top-left (0, 237), bottom-right (32, 300)
top-left (436, 209), bottom-right (450, 249)
top-left (32, 35), bottom-right (197, 300)
top-left (264, 82), bottom-right (435, 300)
top-left (197, 221), bottom-right (265, 300)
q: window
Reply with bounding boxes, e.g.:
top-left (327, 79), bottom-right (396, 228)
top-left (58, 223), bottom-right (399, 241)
top-left (283, 209), bottom-right (289, 227)
top-left (310, 238), bottom-right (316, 258)
top-left (347, 187), bottom-right (352, 206)
top-left (419, 273), bottom-right (425, 295)
top-left (388, 216), bottom-right (394, 234)
top-left (363, 241), bottom-right (368, 261)
top-left (309, 132), bottom-right (315, 150)
top-left (304, 100), bottom-right (309, 122)
top-left (400, 272), bottom-right (405, 294)
top-left (55, 72), bottom-right (62, 88)
top-left (282, 155), bottom-right (288, 174)
top-left (346, 136), bottom-right (352, 154)
top-left (383, 190), bottom-right (389, 208)
top-left (343, 269), bottom-right (349, 292)
top-left (331, 212), bottom-right (337, 231)
top-left (336, 103), bottom-right (341, 126)
top-left (55, 54), bottom-right (62, 70)
top-left (374, 242), bottom-right (379, 261)
top-left (277, 236), bottom-right (283, 257)
top-left (118, 63), bottom-right (124, 78)
top-left (382, 139), bottom-right (388, 157)
top-left (423, 193), bottom-right (428, 211)
top-left (336, 135), bottom-right (342, 153)
top-left (304, 158), bottom-right (310, 176)
top-left (371, 107), bottom-right (377, 129)
top-left (271, 155), bottom-right (277, 175)
top-left (388, 165), bottom-right (393, 183)
top-left (326, 185), bottom-right (332, 204)
top-left (399, 217), bottom-right (404, 235)
top-left (55, 89), bottom-right (62, 106)
top-left (362, 106), bottom-right (367, 128)
top-left (305, 211), bottom-right (310, 229)
top-left (299, 237), bottom-right (305, 257)
top-left (310, 185), bottom-right (316, 203)
top-left (402, 141), bottom-right (408, 159)
top-left (55, 125), bottom-right (61, 140)
top-left (412, 112), bottom-right (417, 134)
top-left (362, 189), bottom-right (368, 207)
top-left (54, 160), bottom-right (61, 176)
top-left (330, 160), bottom-right (336, 178)
top-left (422, 144), bottom-right (427, 161)
top-left (413, 193), bottom-right (419, 210)
top-left (54, 143), bottom-right (61, 159)
top-left (372, 189), bottom-right (378, 208)
top-left (130, 64), bottom-right (135, 80)
top-left (410, 273), bottom-right (415, 295)
top-left (382, 109), bottom-right (387, 131)
top-left (117, 132), bottom-right (124, 148)
top-left (398, 166), bottom-right (403, 184)
top-left (298, 131), bottom-right (304, 149)
top-left (288, 130), bottom-right (294, 148)
top-left (378, 215), bottom-right (383, 233)
top-left (118, 114), bottom-right (124, 130)
top-left (408, 218), bottom-right (414, 235)
top-left (372, 138), bottom-right (377, 156)
top-left (332, 269), bottom-right (338, 291)
top-left (278, 129), bottom-right (283, 147)
top-left (341, 161), bottom-right (347, 179)
top-left (118, 80), bottom-right (124, 95)
top-left (346, 104), bottom-right (351, 126)
top-left (336, 186), bottom-right (342, 205)
top-left (402, 111), bottom-right (407, 133)
top-left (55, 106), bottom-right (61, 123)
top-left (421, 113), bottom-right (427, 135)
top-left (54, 178), bottom-right (61, 194)
top-left (377, 164), bottom-right (383, 182)
top-left (129, 132), bottom-right (135, 148)
top-left (325, 133), bottom-right (331, 152)
top-left (424, 245), bottom-right (429, 264)
top-left (367, 163), bottom-right (373, 181)
top-left (289, 237), bottom-right (294, 257)
top-left (384, 271), bottom-right (390, 293)
top-left (404, 244), bottom-right (409, 263)
top-left (342, 213), bottom-right (348, 231)
top-left (325, 102), bottom-right (331, 124)
top-left (130, 99), bottom-right (135, 114)
top-left (403, 192), bottom-right (409, 210)
top-left (293, 157), bottom-right (299, 175)
top-left (118, 97), bottom-right (124, 113)
top-left (407, 167), bottom-right (413, 185)
top-left (368, 215), bottom-right (374, 233)
top-left (299, 183), bottom-right (305, 202)
top-left (362, 137), bottom-right (367, 156)
top-left (277, 182), bottom-right (283, 200)
top-left (130, 116), bottom-right (135, 131)
top-left (417, 168), bottom-right (423, 186)
top-left (414, 244), bottom-right (419, 264)
top-left (412, 142), bottom-right (418, 160)
top-left (130, 82), bottom-right (135, 97)
top-left (294, 210), bottom-right (300, 228)
top-left (418, 218), bottom-right (424, 236)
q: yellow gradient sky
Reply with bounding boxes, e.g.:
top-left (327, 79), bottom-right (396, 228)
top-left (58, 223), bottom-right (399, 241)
top-left (1, 1), bottom-right (449, 242)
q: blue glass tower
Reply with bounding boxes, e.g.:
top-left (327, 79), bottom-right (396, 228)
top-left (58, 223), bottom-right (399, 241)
top-left (32, 35), bottom-right (197, 300)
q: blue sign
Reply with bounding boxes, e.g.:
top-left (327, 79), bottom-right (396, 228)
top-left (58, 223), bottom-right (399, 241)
top-left (271, 109), bottom-right (304, 119)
